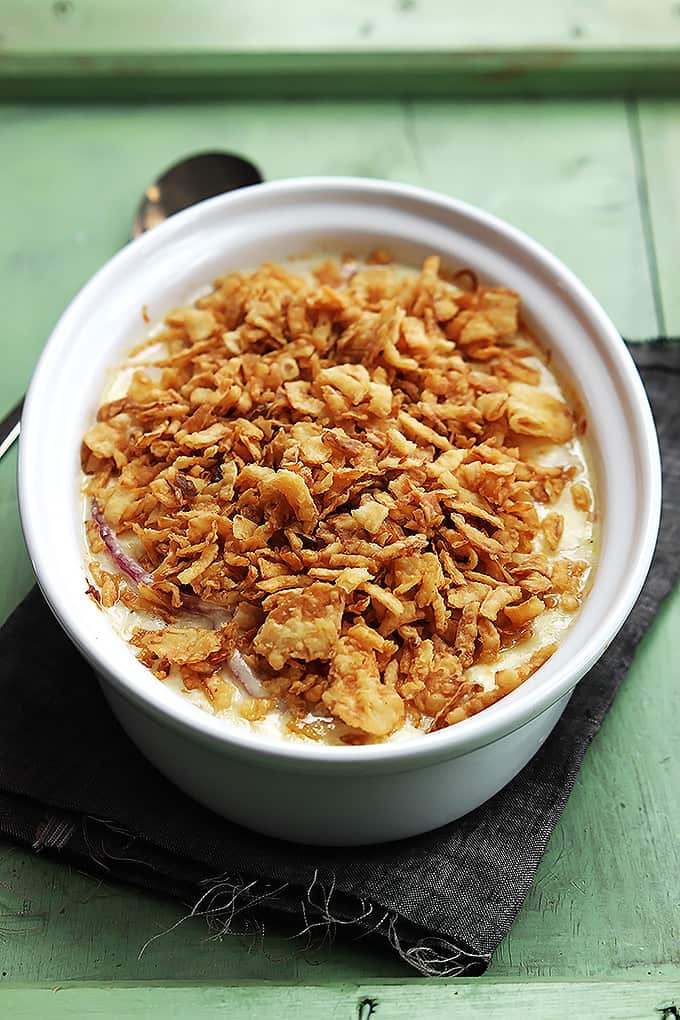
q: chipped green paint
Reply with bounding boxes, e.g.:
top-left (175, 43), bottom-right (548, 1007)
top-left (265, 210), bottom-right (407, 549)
top-left (2, 979), bottom-right (680, 1019)
top-left (2, 0), bottom-right (680, 98)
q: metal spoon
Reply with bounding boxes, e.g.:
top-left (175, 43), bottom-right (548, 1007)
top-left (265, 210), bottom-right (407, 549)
top-left (132, 150), bottom-right (262, 238)
top-left (0, 151), bottom-right (263, 461)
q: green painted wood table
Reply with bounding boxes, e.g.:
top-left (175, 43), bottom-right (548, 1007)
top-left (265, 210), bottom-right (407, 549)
top-left (1, 4), bottom-right (679, 1017)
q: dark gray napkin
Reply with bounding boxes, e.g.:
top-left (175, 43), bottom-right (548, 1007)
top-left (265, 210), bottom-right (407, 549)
top-left (0, 342), bottom-right (677, 976)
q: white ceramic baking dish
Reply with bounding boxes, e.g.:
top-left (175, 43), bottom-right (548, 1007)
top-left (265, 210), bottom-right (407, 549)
top-left (18, 178), bottom-right (661, 845)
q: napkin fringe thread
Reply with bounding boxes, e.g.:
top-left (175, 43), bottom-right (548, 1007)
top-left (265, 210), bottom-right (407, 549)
top-left (134, 862), bottom-right (489, 977)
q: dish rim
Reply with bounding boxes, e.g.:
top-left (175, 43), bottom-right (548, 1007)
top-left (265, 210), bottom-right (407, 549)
top-left (18, 175), bottom-right (661, 771)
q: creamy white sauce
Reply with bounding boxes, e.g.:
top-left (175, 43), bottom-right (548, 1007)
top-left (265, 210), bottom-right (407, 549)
top-left (84, 259), bottom-right (596, 744)
top-left (465, 356), bottom-right (595, 692)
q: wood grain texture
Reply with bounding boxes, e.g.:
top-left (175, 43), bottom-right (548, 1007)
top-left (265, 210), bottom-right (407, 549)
top-left (0, 94), bottom-right (677, 997)
top-left (8, 1), bottom-right (680, 52)
top-left (1, 978), bottom-right (680, 1018)
top-left (636, 99), bottom-right (680, 337)
top-left (3, 1), bottom-right (680, 98)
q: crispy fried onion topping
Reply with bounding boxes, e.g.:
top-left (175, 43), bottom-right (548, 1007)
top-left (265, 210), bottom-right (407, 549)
top-left (83, 255), bottom-right (591, 742)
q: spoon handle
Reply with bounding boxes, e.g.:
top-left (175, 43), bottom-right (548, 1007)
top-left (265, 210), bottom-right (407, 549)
top-left (0, 398), bottom-right (23, 461)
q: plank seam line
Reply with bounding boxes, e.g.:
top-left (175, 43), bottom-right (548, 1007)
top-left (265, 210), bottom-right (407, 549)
top-left (626, 97), bottom-right (667, 337)
top-left (401, 100), bottom-right (427, 182)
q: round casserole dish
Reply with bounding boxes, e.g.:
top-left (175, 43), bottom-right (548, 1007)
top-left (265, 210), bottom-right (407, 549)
top-left (18, 178), bottom-right (661, 845)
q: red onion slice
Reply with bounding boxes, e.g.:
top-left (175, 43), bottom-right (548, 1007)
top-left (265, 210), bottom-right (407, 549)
top-left (91, 499), bottom-right (154, 586)
top-left (91, 501), bottom-right (269, 699)
top-left (180, 598), bottom-right (268, 698)
top-left (228, 649), bottom-right (269, 699)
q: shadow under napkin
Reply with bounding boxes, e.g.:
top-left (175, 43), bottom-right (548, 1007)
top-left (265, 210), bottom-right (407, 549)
top-left (0, 342), bottom-right (678, 976)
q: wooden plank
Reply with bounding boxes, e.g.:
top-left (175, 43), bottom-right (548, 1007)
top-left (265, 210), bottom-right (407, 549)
top-left (1, 978), bottom-right (680, 1018)
top-left (5, 55), bottom-right (680, 102)
top-left (8, 0), bottom-right (680, 52)
top-left (636, 99), bottom-right (680, 337)
top-left (3, 0), bottom-right (680, 98)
